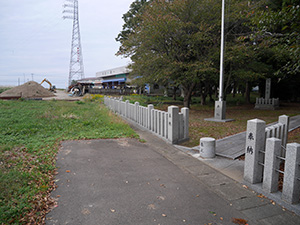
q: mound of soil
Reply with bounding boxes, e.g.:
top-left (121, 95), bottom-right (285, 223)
top-left (0, 81), bottom-right (55, 99)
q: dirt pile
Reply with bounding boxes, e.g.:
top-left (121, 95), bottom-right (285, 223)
top-left (0, 81), bottom-right (55, 99)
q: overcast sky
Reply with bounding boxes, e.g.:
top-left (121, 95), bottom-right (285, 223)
top-left (0, 0), bottom-right (134, 88)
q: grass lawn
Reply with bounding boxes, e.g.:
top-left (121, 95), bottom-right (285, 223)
top-left (122, 94), bottom-right (300, 147)
top-left (0, 99), bottom-right (138, 224)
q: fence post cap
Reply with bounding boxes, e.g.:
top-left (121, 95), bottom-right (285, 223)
top-left (287, 143), bottom-right (300, 148)
top-left (279, 114), bottom-right (289, 119)
top-left (266, 137), bottom-right (281, 141)
top-left (247, 118), bottom-right (266, 124)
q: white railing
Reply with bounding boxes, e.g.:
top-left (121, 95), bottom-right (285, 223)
top-left (104, 96), bottom-right (189, 144)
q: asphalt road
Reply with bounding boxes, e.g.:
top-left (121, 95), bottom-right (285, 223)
top-left (46, 138), bottom-right (249, 225)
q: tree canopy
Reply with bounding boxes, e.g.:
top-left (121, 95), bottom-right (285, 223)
top-left (116, 0), bottom-right (300, 106)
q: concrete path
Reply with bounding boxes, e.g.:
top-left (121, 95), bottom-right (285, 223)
top-left (211, 115), bottom-right (300, 159)
top-left (47, 121), bottom-right (300, 225)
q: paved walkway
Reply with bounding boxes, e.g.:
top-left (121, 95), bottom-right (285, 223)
top-left (209, 115), bottom-right (300, 159)
top-left (47, 120), bottom-right (300, 225)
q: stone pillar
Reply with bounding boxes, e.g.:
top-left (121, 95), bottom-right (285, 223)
top-left (263, 138), bottom-right (281, 193)
top-left (165, 113), bottom-right (168, 139)
top-left (151, 109), bottom-right (154, 132)
top-left (244, 119), bottom-right (266, 184)
top-left (125, 100), bottom-right (129, 118)
top-left (265, 78), bottom-right (271, 100)
top-left (157, 111), bottom-right (161, 135)
top-left (117, 100), bottom-right (120, 114)
top-left (282, 143), bottom-right (300, 204)
top-left (167, 106), bottom-right (179, 144)
top-left (144, 108), bottom-right (147, 127)
top-left (278, 115), bottom-right (289, 156)
top-left (179, 113), bottom-right (184, 140)
top-left (161, 112), bottom-right (165, 137)
top-left (214, 101), bottom-right (226, 120)
top-left (147, 104), bottom-right (154, 130)
top-left (181, 107), bottom-right (189, 140)
top-left (134, 102), bottom-right (139, 122)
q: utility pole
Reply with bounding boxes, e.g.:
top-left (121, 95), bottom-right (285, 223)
top-left (63, 0), bottom-right (85, 86)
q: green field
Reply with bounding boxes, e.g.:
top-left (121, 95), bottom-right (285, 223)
top-left (0, 99), bottom-right (138, 224)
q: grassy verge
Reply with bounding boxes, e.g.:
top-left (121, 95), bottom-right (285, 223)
top-left (0, 99), bottom-right (138, 224)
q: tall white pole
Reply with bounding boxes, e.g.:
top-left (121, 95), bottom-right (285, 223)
top-left (219, 0), bottom-right (225, 101)
top-left (204, 0), bottom-right (233, 122)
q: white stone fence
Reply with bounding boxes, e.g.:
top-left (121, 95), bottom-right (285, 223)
top-left (244, 115), bottom-right (300, 205)
top-left (103, 96), bottom-right (189, 144)
top-left (255, 97), bottom-right (279, 110)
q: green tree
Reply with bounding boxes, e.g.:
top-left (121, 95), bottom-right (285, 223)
top-left (116, 0), bottom-right (151, 56)
top-left (248, 0), bottom-right (300, 100)
top-left (250, 1), bottom-right (299, 75)
top-left (117, 0), bottom-right (223, 108)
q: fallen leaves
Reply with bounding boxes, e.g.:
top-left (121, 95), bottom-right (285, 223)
top-left (232, 218), bottom-right (248, 225)
top-left (81, 208), bottom-right (91, 215)
top-left (257, 193), bottom-right (267, 199)
top-left (242, 185), bottom-right (248, 189)
top-left (147, 204), bottom-right (156, 210)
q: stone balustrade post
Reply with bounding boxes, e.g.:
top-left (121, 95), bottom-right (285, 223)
top-left (147, 104), bottom-right (154, 130)
top-left (167, 106), bottom-right (179, 144)
top-left (263, 138), bottom-right (281, 193)
top-left (181, 107), bottom-right (189, 140)
top-left (244, 119), bottom-right (266, 184)
top-left (282, 143), bottom-right (300, 204)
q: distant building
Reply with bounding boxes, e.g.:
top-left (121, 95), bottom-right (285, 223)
top-left (95, 66), bottom-right (132, 89)
top-left (77, 66), bottom-right (131, 89)
top-left (76, 65), bottom-right (164, 95)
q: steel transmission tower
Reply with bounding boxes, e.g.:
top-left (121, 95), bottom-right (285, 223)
top-left (63, 0), bottom-right (84, 86)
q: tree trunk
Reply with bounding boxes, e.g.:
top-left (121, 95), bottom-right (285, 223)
top-left (199, 82), bottom-right (208, 105)
top-left (182, 83), bottom-right (195, 108)
top-left (232, 82), bottom-right (236, 98)
top-left (172, 86), bottom-right (178, 100)
top-left (245, 82), bottom-right (251, 104)
top-left (201, 94), bottom-right (207, 105)
top-left (209, 85), bottom-right (214, 102)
